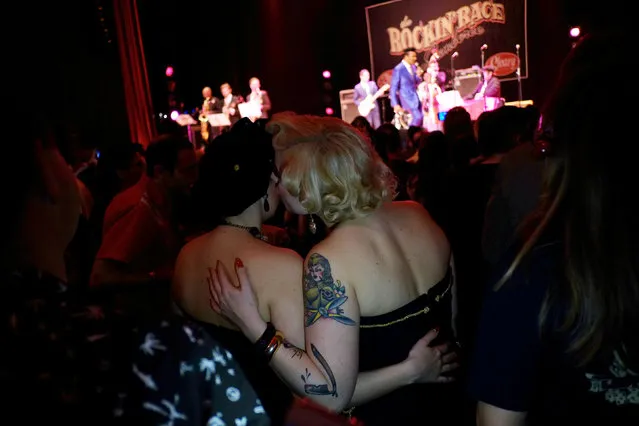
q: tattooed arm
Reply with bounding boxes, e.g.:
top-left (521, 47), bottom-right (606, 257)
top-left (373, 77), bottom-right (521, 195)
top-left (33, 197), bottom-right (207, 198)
top-left (274, 251), bottom-right (360, 411)
top-left (211, 251), bottom-right (453, 412)
top-left (270, 250), bottom-right (430, 407)
top-left (227, 251), bottom-right (360, 412)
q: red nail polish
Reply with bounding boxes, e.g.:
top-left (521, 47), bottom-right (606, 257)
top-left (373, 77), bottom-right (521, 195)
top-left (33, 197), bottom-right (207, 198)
top-left (235, 258), bottom-right (244, 268)
top-left (434, 326), bottom-right (440, 333)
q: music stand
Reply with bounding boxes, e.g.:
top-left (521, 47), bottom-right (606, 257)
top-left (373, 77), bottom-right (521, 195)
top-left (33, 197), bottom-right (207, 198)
top-left (175, 114), bottom-right (198, 145)
top-left (175, 114), bottom-right (197, 126)
top-left (206, 113), bottom-right (231, 127)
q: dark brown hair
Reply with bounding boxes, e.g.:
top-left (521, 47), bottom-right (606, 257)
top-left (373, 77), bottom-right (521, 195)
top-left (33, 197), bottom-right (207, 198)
top-left (498, 32), bottom-right (638, 368)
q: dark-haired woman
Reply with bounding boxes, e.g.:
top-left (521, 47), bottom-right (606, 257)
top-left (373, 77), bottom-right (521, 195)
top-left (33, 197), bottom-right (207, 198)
top-left (469, 32), bottom-right (639, 425)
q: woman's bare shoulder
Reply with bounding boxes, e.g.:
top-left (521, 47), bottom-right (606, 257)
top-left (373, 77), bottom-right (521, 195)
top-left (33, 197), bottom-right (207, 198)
top-left (249, 246), bottom-right (304, 282)
top-left (176, 231), bottom-right (212, 259)
top-left (389, 201), bottom-right (444, 230)
top-left (388, 200), bottom-right (430, 216)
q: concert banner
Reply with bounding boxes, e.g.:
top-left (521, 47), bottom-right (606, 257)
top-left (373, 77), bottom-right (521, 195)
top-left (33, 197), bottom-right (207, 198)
top-left (365, 0), bottom-right (528, 84)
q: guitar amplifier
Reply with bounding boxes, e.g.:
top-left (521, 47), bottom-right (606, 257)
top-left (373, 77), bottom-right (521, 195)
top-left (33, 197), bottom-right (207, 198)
top-left (454, 68), bottom-right (482, 99)
top-left (339, 89), bottom-right (360, 124)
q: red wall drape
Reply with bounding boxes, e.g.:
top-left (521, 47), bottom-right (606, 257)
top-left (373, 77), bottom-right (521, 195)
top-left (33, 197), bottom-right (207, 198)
top-left (113, 0), bottom-right (156, 147)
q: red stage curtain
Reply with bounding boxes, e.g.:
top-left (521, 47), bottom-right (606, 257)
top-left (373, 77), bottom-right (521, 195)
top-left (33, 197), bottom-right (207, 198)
top-left (113, 0), bottom-right (156, 147)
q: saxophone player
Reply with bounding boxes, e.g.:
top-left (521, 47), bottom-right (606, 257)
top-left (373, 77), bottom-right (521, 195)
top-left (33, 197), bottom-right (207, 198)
top-left (199, 86), bottom-right (220, 142)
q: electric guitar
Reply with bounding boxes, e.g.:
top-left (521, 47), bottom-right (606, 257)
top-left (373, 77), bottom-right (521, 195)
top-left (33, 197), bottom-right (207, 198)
top-left (358, 83), bottom-right (390, 116)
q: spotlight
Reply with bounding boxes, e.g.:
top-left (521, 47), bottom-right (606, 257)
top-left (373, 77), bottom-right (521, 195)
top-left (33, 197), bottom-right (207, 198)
top-left (569, 26), bottom-right (581, 38)
top-left (170, 111), bottom-right (179, 120)
top-left (325, 107), bottom-right (334, 115)
top-left (165, 66), bottom-right (174, 77)
top-left (322, 70), bottom-right (331, 79)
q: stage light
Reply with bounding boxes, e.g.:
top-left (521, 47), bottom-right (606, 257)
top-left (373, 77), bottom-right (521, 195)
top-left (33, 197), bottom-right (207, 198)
top-left (569, 27), bottom-right (580, 38)
top-left (322, 70), bottom-right (331, 79)
top-left (170, 110), bottom-right (179, 120)
top-left (325, 107), bottom-right (334, 115)
top-left (165, 66), bottom-right (174, 77)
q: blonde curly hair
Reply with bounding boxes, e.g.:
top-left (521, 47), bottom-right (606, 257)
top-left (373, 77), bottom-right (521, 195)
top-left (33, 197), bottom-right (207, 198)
top-left (265, 112), bottom-right (397, 226)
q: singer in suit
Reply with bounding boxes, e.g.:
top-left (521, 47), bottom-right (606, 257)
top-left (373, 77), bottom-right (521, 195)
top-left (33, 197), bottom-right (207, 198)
top-left (389, 47), bottom-right (424, 127)
top-left (353, 69), bottom-right (381, 129)
top-left (246, 77), bottom-right (272, 120)
top-left (467, 65), bottom-right (501, 100)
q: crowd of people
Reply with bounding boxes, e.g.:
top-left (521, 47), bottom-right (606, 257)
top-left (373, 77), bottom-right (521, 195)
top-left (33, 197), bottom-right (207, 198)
top-left (1, 31), bottom-right (637, 425)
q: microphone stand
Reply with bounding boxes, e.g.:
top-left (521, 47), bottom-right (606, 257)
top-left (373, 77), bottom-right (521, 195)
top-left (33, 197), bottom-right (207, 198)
top-left (451, 54), bottom-right (460, 105)
top-left (380, 95), bottom-right (387, 124)
top-left (516, 44), bottom-right (523, 107)
top-left (450, 56), bottom-right (455, 82)
top-left (481, 48), bottom-right (487, 112)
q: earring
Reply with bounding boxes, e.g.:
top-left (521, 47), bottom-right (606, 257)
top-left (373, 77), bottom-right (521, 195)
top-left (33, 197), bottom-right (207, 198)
top-left (308, 215), bottom-right (317, 234)
top-left (263, 194), bottom-right (270, 212)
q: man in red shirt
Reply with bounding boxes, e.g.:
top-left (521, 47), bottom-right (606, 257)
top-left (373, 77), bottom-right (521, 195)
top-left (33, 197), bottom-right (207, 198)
top-left (91, 135), bottom-right (197, 287)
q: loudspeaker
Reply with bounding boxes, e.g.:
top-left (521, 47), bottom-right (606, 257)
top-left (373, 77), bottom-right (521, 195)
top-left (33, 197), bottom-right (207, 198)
top-left (339, 89), bottom-right (359, 124)
top-left (454, 69), bottom-right (482, 99)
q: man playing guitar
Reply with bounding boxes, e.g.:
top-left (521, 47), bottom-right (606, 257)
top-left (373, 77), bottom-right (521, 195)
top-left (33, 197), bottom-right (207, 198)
top-left (353, 69), bottom-right (389, 129)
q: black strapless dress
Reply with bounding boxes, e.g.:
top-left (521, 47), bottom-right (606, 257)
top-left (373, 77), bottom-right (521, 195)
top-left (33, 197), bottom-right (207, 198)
top-left (185, 319), bottom-right (294, 426)
top-left (346, 269), bottom-right (464, 425)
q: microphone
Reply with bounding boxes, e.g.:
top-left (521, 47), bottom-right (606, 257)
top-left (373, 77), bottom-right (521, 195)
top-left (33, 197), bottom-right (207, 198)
top-left (515, 44), bottom-right (520, 50)
top-left (481, 44), bottom-right (488, 50)
top-left (452, 51), bottom-right (459, 58)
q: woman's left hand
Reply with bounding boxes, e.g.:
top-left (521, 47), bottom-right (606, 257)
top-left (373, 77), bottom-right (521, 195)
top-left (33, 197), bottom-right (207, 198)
top-left (208, 258), bottom-right (266, 342)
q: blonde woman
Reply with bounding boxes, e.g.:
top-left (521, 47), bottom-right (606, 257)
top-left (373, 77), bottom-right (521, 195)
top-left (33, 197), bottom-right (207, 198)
top-left (209, 113), bottom-right (461, 425)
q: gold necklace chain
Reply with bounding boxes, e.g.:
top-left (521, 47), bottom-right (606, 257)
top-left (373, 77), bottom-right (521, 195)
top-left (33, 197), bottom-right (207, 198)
top-left (222, 221), bottom-right (267, 241)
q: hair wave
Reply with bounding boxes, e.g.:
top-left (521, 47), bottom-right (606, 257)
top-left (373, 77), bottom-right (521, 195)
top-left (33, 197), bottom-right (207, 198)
top-left (266, 112), bottom-right (396, 226)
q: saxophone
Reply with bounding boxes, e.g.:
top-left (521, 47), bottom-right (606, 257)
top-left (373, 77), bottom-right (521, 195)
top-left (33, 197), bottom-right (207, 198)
top-left (200, 98), bottom-right (211, 142)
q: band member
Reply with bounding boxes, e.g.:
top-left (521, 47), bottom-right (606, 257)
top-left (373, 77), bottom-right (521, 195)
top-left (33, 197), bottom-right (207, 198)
top-left (220, 83), bottom-right (243, 127)
top-left (199, 86), bottom-right (221, 142)
top-left (466, 65), bottom-right (501, 100)
top-left (353, 69), bottom-right (382, 129)
top-left (418, 60), bottom-right (443, 131)
top-left (246, 77), bottom-right (272, 120)
top-left (390, 47), bottom-right (424, 127)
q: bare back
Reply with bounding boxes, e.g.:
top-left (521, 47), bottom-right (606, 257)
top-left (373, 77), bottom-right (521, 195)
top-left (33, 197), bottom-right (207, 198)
top-left (172, 227), bottom-right (305, 347)
top-left (316, 201), bottom-right (451, 317)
